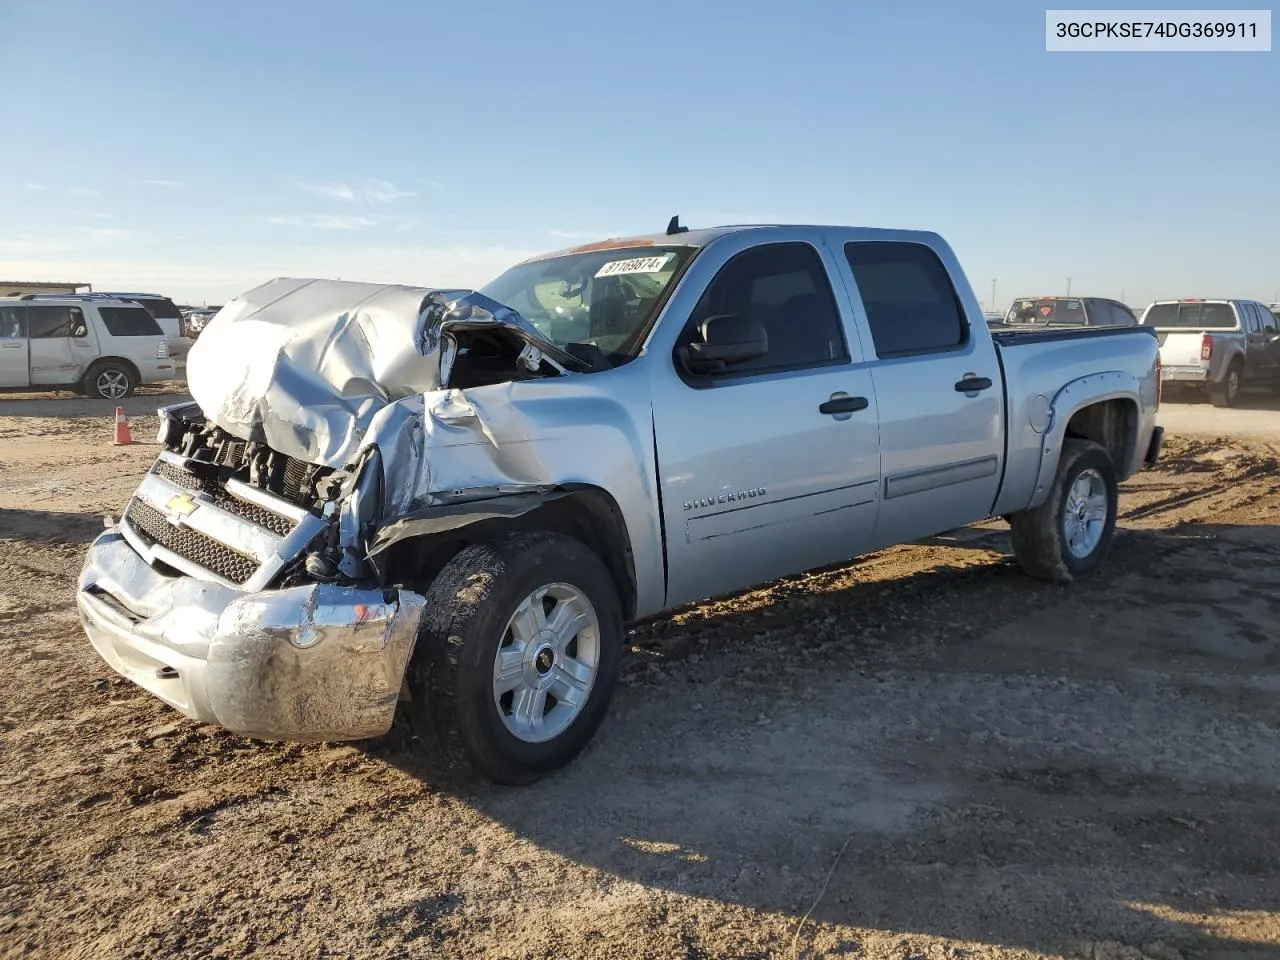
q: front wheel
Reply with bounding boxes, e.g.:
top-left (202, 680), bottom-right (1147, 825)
top-left (405, 531), bottom-right (624, 785)
top-left (1008, 439), bottom-right (1118, 582)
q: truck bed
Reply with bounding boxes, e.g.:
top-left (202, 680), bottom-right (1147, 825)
top-left (991, 324), bottom-right (1158, 347)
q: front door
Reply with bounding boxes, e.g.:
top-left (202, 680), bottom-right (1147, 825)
top-left (0, 305), bottom-right (29, 387)
top-left (1258, 303), bottom-right (1280, 381)
top-left (835, 239), bottom-right (1004, 548)
top-left (651, 241), bottom-right (882, 608)
top-left (27, 304), bottom-right (89, 385)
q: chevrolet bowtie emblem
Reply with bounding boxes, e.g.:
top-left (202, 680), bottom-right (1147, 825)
top-left (165, 493), bottom-right (199, 518)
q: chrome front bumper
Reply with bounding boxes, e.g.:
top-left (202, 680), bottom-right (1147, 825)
top-left (77, 530), bottom-right (426, 742)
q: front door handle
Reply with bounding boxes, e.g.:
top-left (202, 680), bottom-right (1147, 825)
top-left (819, 394), bottom-right (869, 416)
top-left (1, 342), bottom-right (23, 349)
top-left (954, 375), bottom-right (993, 393)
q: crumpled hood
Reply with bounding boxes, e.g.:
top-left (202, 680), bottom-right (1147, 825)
top-left (185, 277), bottom-right (577, 468)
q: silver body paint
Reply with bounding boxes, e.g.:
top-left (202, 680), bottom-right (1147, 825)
top-left (76, 225), bottom-right (1161, 742)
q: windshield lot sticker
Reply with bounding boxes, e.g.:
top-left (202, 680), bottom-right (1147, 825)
top-left (594, 255), bottom-right (673, 278)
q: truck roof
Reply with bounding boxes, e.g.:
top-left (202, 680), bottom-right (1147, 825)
top-left (521, 223), bottom-right (947, 264)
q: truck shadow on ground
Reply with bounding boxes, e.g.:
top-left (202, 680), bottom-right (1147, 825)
top-left (0, 508), bottom-right (109, 544)
top-left (0, 388), bottom-right (191, 419)
top-left (370, 522), bottom-right (1280, 958)
top-left (1163, 387), bottom-right (1280, 411)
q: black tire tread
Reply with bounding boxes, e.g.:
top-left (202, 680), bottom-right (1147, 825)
top-left (405, 531), bottom-right (621, 785)
top-left (1008, 438), bottom-right (1116, 583)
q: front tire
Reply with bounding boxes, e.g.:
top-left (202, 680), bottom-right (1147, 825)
top-left (1209, 362), bottom-right (1242, 408)
top-left (405, 532), bottom-right (624, 785)
top-left (1009, 439), bottom-right (1118, 582)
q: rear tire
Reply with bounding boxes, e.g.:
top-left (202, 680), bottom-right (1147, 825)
top-left (1209, 362), bottom-right (1242, 408)
top-left (405, 531), bottom-right (624, 785)
top-left (84, 361), bottom-right (136, 400)
top-left (1009, 439), bottom-right (1118, 582)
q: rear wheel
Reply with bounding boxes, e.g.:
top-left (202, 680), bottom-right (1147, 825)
top-left (85, 361), bottom-right (136, 400)
top-left (1209, 361), bottom-right (1242, 408)
top-left (405, 531), bottom-right (623, 785)
top-left (1009, 439), bottom-right (1118, 582)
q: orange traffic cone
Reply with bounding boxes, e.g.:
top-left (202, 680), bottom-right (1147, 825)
top-left (112, 406), bottom-right (134, 446)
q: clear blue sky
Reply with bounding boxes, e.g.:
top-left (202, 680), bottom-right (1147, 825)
top-left (1, 0), bottom-right (1276, 307)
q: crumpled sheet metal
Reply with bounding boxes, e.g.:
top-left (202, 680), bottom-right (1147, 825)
top-left (187, 278), bottom-right (581, 471)
top-left (187, 278), bottom-right (443, 467)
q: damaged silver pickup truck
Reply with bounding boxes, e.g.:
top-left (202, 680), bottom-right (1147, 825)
top-left (77, 223), bottom-right (1164, 784)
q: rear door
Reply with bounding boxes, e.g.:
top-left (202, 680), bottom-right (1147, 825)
top-left (0, 305), bottom-right (29, 387)
top-left (650, 238), bottom-right (882, 607)
top-left (1252, 303), bottom-right (1280, 380)
top-left (1239, 303), bottom-right (1267, 381)
top-left (27, 305), bottom-right (92, 385)
top-left (833, 238), bottom-right (1004, 547)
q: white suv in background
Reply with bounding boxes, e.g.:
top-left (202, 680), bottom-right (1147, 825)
top-left (81, 292), bottom-right (194, 361)
top-left (0, 296), bottom-right (178, 399)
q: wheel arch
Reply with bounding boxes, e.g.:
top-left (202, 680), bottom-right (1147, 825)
top-left (1026, 371), bottom-right (1142, 510)
top-left (85, 356), bottom-right (141, 391)
top-left (376, 484), bottom-right (639, 621)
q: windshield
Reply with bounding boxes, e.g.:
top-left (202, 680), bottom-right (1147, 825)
top-left (479, 245), bottom-right (696, 365)
top-left (1006, 298), bottom-right (1087, 325)
top-left (1142, 302), bottom-right (1237, 329)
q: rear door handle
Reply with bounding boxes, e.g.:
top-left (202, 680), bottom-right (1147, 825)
top-left (819, 394), bottom-right (869, 416)
top-left (954, 376), bottom-right (993, 393)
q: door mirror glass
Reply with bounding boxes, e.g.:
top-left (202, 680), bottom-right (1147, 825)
top-left (681, 314), bottom-right (768, 375)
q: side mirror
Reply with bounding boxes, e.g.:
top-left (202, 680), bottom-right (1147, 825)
top-left (681, 314), bottom-right (768, 375)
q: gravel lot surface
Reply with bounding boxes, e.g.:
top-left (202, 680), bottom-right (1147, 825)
top-left (2, 390), bottom-right (1279, 960)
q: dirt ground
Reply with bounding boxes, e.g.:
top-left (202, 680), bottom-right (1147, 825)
top-left (2, 389), bottom-right (1280, 960)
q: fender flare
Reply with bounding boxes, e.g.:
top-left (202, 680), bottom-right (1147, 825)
top-left (1026, 370), bottom-right (1141, 511)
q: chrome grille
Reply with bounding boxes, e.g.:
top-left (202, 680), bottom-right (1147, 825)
top-left (151, 460), bottom-right (297, 537)
top-left (124, 499), bottom-right (258, 586)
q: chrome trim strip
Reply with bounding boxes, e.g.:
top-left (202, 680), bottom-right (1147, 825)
top-left (884, 455), bottom-right (999, 500)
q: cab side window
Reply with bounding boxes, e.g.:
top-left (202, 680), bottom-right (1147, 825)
top-left (1241, 303), bottom-right (1260, 333)
top-left (0, 306), bottom-right (25, 338)
top-left (1258, 304), bottom-right (1278, 336)
top-left (844, 241), bottom-right (967, 357)
top-left (28, 305), bottom-right (87, 339)
top-left (681, 243), bottom-right (849, 377)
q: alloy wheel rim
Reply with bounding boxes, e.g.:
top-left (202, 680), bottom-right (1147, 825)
top-left (492, 582), bottom-right (600, 743)
top-left (97, 370), bottom-right (128, 399)
top-left (1062, 467), bottom-right (1108, 559)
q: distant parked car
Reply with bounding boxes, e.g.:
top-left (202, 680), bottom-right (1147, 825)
top-left (0, 295), bottom-right (177, 399)
top-left (183, 307), bottom-right (220, 337)
top-left (1004, 296), bottom-right (1137, 328)
top-left (1138, 298), bottom-right (1280, 407)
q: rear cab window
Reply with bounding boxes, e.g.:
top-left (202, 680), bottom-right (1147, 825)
top-left (1006, 298), bottom-right (1087, 326)
top-left (98, 306), bottom-right (164, 337)
top-left (1142, 301), bottom-right (1238, 329)
top-left (843, 241), bottom-right (967, 357)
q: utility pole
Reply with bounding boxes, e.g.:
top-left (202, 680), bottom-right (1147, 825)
top-left (991, 279), bottom-right (997, 313)
top-left (1066, 277), bottom-right (1073, 296)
